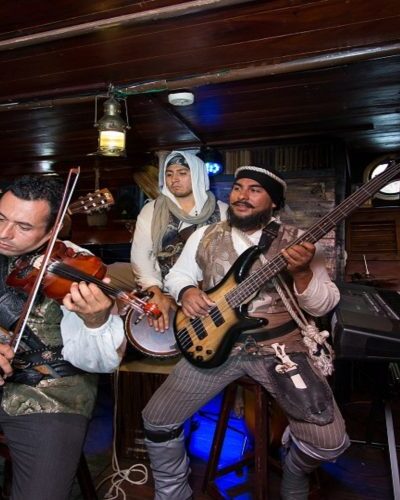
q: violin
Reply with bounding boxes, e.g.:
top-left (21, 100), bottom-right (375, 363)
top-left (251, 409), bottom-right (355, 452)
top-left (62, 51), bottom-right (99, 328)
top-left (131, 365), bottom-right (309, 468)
top-left (6, 241), bottom-right (161, 319)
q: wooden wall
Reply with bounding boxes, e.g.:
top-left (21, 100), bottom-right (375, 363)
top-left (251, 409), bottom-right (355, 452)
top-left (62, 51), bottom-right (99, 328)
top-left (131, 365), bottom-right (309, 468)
top-left (345, 207), bottom-right (400, 289)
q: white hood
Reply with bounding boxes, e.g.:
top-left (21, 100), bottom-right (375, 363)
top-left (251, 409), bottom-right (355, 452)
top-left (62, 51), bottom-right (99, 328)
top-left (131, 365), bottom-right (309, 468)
top-left (160, 150), bottom-right (209, 213)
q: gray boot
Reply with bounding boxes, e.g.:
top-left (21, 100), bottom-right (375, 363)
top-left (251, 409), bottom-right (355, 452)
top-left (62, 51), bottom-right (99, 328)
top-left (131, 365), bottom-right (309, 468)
top-left (144, 423), bottom-right (192, 500)
top-left (280, 443), bottom-right (318, 500)
top-left (280, 427), bottom-right (350, 499)
top-left (281, 464), bottom-right (309, 500)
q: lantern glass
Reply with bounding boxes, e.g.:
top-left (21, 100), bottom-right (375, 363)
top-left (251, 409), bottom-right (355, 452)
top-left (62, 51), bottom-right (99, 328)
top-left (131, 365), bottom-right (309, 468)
top-left (98, 130), bottom-right (126, 156)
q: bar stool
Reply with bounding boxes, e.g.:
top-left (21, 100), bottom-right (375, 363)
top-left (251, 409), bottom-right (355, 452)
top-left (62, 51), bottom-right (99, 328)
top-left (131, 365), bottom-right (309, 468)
top-left (203, 376), bottom-right (280, 500)
top-left (0, 432), bottom-right (98, 500)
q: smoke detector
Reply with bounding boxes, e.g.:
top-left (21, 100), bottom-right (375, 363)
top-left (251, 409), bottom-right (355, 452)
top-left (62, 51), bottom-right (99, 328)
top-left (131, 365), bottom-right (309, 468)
top-left (168, 91), bottom-right (194, 106)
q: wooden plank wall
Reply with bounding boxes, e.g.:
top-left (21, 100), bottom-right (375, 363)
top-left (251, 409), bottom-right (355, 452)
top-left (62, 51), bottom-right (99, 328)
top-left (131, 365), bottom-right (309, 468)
top-left (283, 177), bottom-right (337, 279)
top-left (345, 207), bottom-right (400, 288)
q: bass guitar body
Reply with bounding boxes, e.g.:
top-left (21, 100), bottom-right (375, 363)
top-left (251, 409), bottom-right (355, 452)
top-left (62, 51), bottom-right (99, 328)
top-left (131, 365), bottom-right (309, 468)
top-left (173, 246), bottom-right (266, 369)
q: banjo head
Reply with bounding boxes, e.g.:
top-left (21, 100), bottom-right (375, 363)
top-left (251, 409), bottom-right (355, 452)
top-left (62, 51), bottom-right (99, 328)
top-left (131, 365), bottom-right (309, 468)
top-left (124, 308), bottom-right (180, 358)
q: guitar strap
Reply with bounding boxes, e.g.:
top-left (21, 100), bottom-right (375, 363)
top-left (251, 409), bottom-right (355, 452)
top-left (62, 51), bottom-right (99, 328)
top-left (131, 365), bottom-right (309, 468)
top-left (258, 220), bottom-right (281, 252)
top-left (157, 224), bottom-right (198, 281)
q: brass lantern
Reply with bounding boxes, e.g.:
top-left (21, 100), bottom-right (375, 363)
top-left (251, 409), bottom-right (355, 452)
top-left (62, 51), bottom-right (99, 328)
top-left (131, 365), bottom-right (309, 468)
top-left (95, 95), bottom-right (129, 157)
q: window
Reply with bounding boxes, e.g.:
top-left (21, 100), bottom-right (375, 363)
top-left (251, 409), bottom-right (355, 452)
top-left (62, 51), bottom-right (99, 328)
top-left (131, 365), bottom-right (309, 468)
top-left (363, 154), bottom-right (400, 201)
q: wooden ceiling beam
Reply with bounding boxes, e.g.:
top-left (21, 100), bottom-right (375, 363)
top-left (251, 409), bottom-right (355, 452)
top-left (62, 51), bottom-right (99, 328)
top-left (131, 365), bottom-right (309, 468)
top-left (150, 95), bottom-right (204, 144)
top-left (1, 41), bottom-right (400, 113)
top-left (122, 41), bottom-right (400, 93)
top-left (0, 0), bottom-right (257, 51)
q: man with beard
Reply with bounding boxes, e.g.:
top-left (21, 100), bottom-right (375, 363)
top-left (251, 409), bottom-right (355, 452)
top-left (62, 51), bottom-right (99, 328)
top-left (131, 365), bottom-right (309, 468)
top-left (142, 165), bottom-right (349, 500)
top-left (131, 150), bottom-right (227, 333)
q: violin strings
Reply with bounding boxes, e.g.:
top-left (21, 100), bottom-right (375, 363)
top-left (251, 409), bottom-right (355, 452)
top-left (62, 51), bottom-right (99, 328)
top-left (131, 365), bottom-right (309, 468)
top-left (49, 261), bottom-right (118, 296)
top-left (53, 262), bottom-right (230, 349)
top-left (48, 262), bottom-right (148, 314)
top-left (106, 273), bottom-right (137, 292)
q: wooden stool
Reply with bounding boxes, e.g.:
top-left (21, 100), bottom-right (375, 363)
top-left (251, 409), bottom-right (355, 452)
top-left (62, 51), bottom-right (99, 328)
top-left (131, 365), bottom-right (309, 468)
top-left (203, 376), bottom-right (274, 500)
top-left (0, 432), bottom-right (98, 500)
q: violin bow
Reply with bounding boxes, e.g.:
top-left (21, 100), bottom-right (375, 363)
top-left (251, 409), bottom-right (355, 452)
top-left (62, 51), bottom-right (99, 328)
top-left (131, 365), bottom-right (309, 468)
top-left (10, 167), bottom-right (81, 352)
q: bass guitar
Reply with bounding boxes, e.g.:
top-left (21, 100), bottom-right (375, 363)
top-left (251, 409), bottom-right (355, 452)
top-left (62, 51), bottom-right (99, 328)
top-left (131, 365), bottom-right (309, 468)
top-left (173, 160), bottom-right (400, 368)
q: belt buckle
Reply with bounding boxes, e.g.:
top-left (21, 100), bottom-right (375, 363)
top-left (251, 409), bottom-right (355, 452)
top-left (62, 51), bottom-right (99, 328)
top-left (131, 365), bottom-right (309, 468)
top-left (13, 357), bottom-right (32, 369)
top-left (243, 335), bottom-right (260, 355)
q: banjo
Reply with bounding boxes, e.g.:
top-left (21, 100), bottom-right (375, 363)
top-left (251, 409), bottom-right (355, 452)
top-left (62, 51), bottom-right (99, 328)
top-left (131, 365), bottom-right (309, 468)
top-left (124, 308), bottom-right (180, 358)
top-left (123, 227), bottom-right (197, 358)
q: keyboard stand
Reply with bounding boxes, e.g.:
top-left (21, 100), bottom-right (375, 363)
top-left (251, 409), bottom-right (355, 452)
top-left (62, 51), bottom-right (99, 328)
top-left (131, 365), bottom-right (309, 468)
top-left (385, 400), bottom-right (400, 500)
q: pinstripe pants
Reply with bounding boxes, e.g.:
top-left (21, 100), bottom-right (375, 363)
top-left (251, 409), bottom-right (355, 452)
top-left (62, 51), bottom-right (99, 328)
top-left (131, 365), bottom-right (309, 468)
top-left (143, 353), bottom-right (347, 450)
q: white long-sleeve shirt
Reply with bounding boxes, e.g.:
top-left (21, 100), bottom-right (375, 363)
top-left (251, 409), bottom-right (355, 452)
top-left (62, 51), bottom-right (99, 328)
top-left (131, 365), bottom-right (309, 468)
top-left (53, 240), bottom-right (126, 373)
top-left (164, 225), bottom-right (340, 317)
top-left (131, 199), bottom-right (228, 290)
top-left (61, 311), bottom-right (125, 373)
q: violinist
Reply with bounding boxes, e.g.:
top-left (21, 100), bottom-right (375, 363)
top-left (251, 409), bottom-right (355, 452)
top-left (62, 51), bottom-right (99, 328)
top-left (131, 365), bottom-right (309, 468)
top-left (0, 176), bottom-right (125, 500)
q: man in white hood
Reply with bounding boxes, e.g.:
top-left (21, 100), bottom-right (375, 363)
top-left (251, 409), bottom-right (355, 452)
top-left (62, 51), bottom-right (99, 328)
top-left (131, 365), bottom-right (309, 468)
top-left (131, 150), bottom-right (228, 332)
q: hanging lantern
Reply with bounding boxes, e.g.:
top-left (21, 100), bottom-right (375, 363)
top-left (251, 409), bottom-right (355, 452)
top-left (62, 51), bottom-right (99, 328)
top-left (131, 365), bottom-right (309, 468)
top-left (94, 94), bottom-right (129, 157)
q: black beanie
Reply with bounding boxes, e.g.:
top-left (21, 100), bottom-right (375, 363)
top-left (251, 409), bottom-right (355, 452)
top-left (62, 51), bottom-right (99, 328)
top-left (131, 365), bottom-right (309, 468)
top-left (234, 165), bottom-right (286, 209)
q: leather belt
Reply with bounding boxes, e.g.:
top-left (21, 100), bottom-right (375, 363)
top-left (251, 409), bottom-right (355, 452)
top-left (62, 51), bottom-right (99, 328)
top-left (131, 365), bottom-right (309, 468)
top-left (9, 346), bottom-right (84, 386)
top-left (238, 319), bottom-right (297, 343)
top-left (13, 346), bottom-right (64, 368)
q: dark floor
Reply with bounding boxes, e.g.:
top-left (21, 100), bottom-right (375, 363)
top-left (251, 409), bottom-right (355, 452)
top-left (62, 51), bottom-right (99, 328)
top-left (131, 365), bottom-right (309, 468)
top-left (86, 444), bottom-right (396, 499)
top-left (2, 364), bottom-right (399, 500)
top-left (75, 366), bottom-right (399, 500)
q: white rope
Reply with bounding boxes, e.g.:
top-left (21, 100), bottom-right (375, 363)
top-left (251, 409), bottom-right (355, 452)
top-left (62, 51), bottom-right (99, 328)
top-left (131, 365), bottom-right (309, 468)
top-left (96, 369), bottom-right (149, 500)
top-left (232, 228), bottom-right (334, 376)
top-left (272, 274), bottom-right (334, 376)
top-left (272, 274), bottom-right (308, 330)
top-left (233, 226), bottom-right (334, 376)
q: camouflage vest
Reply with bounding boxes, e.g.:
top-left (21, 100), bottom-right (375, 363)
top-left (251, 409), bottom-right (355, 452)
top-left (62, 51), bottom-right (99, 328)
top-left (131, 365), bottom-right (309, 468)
top-left (157, 203), bottom-right (222, 280)
top-left (0, 255), bottom-right (97, 417)
top-left (195, 221), bottom-right (305, 348)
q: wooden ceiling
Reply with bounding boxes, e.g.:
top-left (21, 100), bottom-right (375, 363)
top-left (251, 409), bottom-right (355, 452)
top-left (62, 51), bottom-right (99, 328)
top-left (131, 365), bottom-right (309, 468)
top-left (1, 0), bottom-right (400, 179)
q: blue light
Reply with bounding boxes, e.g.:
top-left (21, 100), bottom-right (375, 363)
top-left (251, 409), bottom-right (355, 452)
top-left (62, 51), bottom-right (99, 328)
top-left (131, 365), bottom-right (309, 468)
top-left (187, 393), bottom-right (253, 498)
top-left (197, 147), bottom-right (224, 176)
top-left (206, 161), bottom-right (223, 176)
